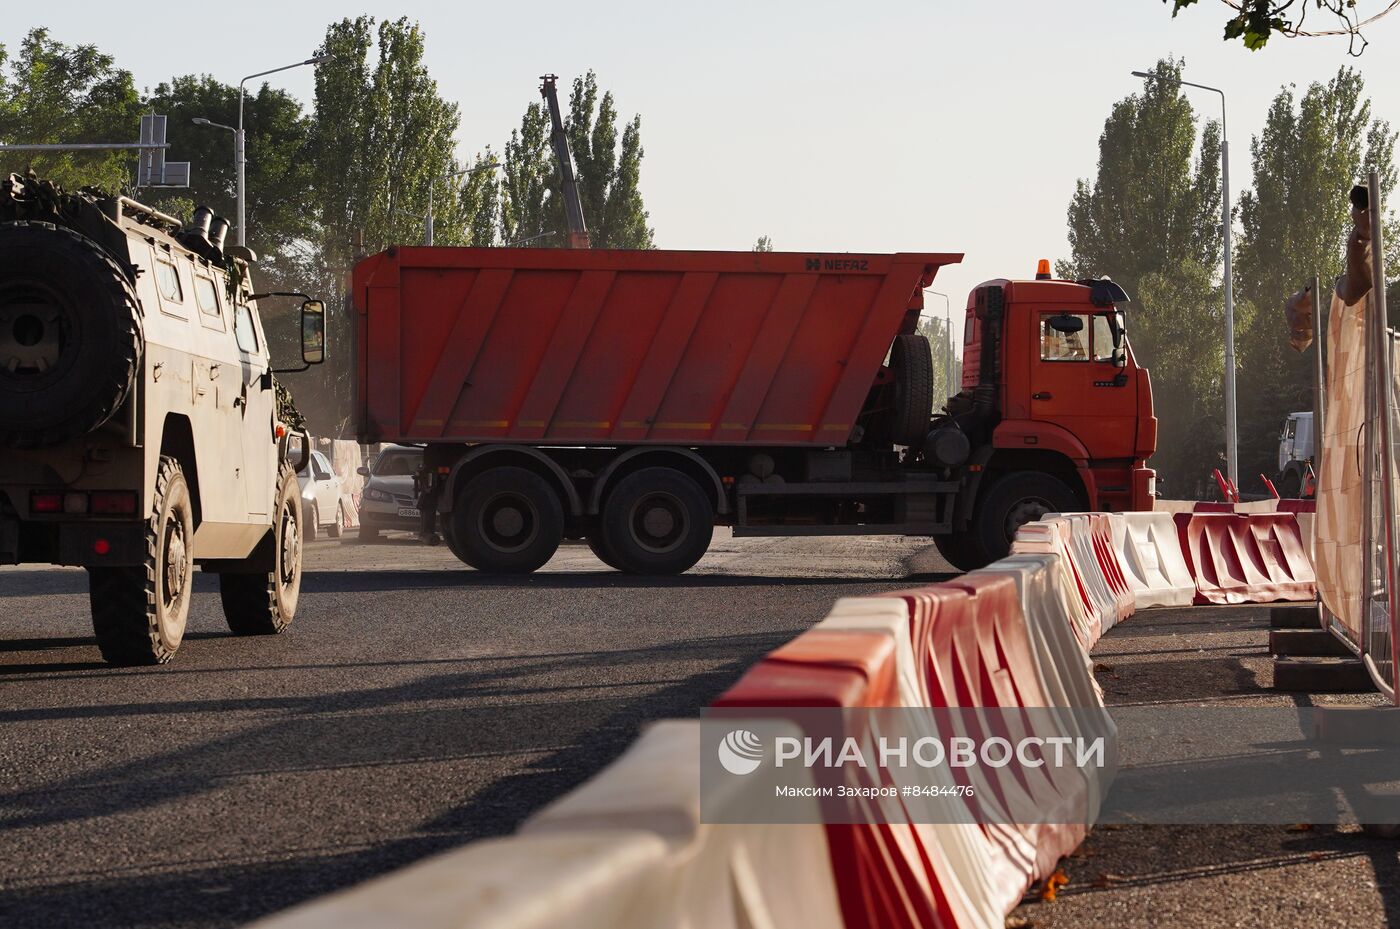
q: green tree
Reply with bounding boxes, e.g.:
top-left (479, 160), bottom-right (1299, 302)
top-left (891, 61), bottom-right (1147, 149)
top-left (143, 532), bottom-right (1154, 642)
top-left (1233, 67), bottom-right (1397, 484)
top-left (1059, 57), bottom-right (1227, 496)
top-left (1058, 58), bottom-right (1221, 296)
top-left (916, 315), bottom-right (963, 410)
top-left (300, 15), bottom-right (464, 434)
top-left (501, 71), bottom-right (653, 248)
top-left (145, 75), bottom-right (315, 290)
top-left (0, 28), bottom-right (142, 190)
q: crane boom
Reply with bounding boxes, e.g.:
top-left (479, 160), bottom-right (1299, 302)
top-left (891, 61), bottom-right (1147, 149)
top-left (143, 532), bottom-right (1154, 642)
top-left (539, 74), bottom-right (591, 249)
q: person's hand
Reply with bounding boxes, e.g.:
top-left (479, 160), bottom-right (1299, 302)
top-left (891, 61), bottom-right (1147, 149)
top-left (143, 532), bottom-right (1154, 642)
top-left (1284, 284), bottom-right (1313, 352)
top-left (1337, 203), bottom-right (1373, 305)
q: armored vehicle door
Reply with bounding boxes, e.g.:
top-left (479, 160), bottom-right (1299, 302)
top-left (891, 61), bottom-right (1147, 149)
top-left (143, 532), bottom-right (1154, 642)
top-left (233, 291), bottom-right (275, 516)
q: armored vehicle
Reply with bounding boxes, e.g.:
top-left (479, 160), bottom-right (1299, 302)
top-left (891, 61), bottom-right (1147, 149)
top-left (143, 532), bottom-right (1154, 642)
top-left (0, 175), bottom-right (326, 664)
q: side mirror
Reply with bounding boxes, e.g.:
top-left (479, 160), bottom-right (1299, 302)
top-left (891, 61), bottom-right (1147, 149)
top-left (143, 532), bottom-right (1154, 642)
top-left (357, 466), bottom-right (370, 477)
top-left (301, 300), bottom-right (326, 365)
top-left (1048, 314), bottom-right (1084, 334)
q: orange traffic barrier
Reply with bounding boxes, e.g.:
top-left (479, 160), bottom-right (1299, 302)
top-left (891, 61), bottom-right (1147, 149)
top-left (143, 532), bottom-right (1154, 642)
top-left (1173, 512), bottom-right (1317, 605)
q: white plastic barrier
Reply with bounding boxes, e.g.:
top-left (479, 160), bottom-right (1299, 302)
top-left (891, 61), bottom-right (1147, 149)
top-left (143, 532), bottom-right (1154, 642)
top-left (1109, 513), bottom-right (1196, 608)
top-left (253, 721), bottom-right (844, 929)
top-left (523, 720), bottom-right (845, 929)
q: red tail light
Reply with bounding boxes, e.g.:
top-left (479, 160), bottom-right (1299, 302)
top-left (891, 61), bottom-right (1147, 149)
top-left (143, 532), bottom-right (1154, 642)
top-left (30, 492), bottom-right (62, 514)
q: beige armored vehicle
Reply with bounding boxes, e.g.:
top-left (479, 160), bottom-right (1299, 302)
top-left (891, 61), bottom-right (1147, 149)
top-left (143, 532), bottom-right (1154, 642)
top-left (0, 175), bottom-right (326, 665)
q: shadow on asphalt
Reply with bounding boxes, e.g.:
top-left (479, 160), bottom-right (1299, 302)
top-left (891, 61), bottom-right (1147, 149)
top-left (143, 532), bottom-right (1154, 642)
top-left (0, 628), bottom-right (788, 926)
top-left (297, 569), bottom-right (915, 592)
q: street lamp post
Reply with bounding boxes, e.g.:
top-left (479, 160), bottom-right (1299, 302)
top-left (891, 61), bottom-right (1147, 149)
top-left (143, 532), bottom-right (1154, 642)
top-left (228, 55), bottom-right (331, 249)
top-left (1132, 69), bottom-right (1237, 488)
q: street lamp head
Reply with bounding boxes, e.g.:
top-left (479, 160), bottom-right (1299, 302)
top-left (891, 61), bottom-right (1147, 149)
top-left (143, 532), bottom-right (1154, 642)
top-left (1131, 70), bottom-right (1153, 79)
top-left (306, 53), bottom-right (334, 66)
top-left (192, 118), bottom-right (211, 126)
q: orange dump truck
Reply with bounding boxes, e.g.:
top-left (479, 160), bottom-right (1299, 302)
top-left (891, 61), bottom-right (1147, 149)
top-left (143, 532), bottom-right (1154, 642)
top-left (353, 247), bottom-right (1156, 574)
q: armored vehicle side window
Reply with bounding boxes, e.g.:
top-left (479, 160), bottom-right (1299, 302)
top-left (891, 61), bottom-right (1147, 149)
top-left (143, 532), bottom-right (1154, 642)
top-left (234, 302), bottom-right (260, 354)
top-left (155, 257), bottom-right (183, 302)
top-left (194, 275), bottom-right (221, 319)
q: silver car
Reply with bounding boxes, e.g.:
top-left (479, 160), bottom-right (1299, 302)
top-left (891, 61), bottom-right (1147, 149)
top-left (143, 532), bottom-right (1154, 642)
top-left (357, 445), bottom-right (423, 541)
top-left (297, 449), bottom-right (344, 541)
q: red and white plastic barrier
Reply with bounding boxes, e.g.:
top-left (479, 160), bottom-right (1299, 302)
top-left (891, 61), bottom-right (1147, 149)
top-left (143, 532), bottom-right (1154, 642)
top-left (1173, 512), bottom-right (1316, 605)
top-left (251, 502), bottom-right (1328, 929)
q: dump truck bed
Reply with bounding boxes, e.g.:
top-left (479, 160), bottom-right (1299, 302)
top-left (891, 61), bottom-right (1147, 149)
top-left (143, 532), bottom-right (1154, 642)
top-left (353, 247), bottom-right (961, 447)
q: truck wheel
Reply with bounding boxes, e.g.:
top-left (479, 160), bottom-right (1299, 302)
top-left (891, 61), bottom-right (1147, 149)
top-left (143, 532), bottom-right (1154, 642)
top-left (0, 222), bottom-right (143, 449)
top-left (972, 471), bottom-right (1079, 564)
top-left (328, 502), bottom-right (344, 539)
top-left (87, 456), bottom-right (193, 665)
top-left (600, 468), bottom-right (713, 575)
top-left (931, 531), bottom-right (988, 573)
top-left (890, 334), bottom-right (934, 447)
top-left (587, 534), bottom-right (625, 571)
top-left (220, 463), bottom-right (302, 635)
top-left (450, 467), bottom-right (563, 573)
top-left (1278, 470), bottom-right (1302, 499)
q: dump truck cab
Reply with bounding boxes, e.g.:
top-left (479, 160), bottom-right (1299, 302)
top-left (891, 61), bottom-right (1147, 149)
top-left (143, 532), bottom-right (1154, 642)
top-left (0, 175), bottom-right (327, 665)
top-left (929, 272), bottom-right (1156, 567)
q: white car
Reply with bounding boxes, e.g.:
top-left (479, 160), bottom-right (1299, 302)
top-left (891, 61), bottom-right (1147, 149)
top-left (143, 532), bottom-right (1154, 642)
top-left (297, 449), bottom-right (344, 541)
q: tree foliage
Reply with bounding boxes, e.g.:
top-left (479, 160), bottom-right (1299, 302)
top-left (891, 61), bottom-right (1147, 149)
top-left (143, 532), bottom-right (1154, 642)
top-left (145, 75), bottom-right (315, 290)
top-left (1165, 0), bottom-right (1397, 54)
top-left (1060, 58), bottom-right (1228, 496)
top-left (0, 28), bottom-right (141, 189)
top-left (916, 315), bottom-right (963, 411)
top-left (753, 235), bottom-right (774, 251)
top-left (1058, 58), bottom-right (1221, 296)
top-left (1233, 67), bottom-right (1397, 482)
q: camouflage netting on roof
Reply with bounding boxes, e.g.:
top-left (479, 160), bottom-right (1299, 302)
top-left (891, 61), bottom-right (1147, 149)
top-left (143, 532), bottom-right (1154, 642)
top-left (0, 173), bottom-right (142, 277)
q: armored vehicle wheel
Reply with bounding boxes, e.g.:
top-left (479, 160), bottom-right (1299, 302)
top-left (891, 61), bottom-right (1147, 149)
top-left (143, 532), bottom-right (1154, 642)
top-left (971, 471), bottom-right (1079, 565)
top-left (87, 456), bottom-right (193, 665)
top-left (220, 463), bottom-right (302, 635)
top-left (450, 467), bottom-right (563, 574)
top-left (599, 468), bottom-right (713, 575)
top-left (931, 530), bottom-right (988, 573)
top-left (889, 334), bottom-right (934, 448)
top-left (328, 502), bottom-right (344, 539)
top-left (0, 222), bottom-right (142, 448)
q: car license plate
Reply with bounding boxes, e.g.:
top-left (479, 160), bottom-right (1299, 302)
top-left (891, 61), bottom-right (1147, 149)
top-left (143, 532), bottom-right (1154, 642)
top-left (397, 507), bottom-right (421, 518)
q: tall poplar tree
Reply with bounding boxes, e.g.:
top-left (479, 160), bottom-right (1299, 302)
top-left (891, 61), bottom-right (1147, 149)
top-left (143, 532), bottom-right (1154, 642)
top-left (501, 71), bottom-right (653, 248)
top-left (1060, 57), bottom-right (1228, 496)
top-left (1233, 67), bottom-right (1396, 483)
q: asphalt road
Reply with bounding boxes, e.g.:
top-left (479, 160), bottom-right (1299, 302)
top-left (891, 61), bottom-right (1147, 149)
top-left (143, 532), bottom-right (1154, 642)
top-left (0, 531), bottom-right (945, 929)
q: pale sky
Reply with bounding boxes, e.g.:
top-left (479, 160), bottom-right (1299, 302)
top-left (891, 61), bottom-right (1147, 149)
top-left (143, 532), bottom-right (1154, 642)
top-left (8, 1), bottom-right (1399, 345)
